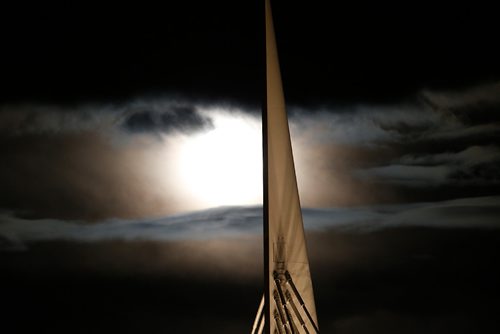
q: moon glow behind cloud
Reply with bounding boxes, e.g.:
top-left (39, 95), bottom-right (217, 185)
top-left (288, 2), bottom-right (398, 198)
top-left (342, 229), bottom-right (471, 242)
top-left (175, 110), bottom-right (262, 208)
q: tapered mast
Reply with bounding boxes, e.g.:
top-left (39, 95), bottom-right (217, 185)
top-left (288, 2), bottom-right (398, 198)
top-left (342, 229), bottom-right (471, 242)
top-left (256, 1), bottom-right (319, 333)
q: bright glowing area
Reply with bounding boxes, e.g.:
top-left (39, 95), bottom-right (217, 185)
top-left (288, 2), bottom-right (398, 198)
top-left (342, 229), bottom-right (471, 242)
top-left (177, 110), bottom-right (262, 208)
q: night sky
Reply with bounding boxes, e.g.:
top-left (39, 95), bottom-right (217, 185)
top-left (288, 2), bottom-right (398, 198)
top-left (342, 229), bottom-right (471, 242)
top-left (1, 1), bottom-right (500, 333)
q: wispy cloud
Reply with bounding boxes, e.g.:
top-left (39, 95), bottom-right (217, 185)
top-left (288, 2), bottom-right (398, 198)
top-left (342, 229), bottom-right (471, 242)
top-left (354, 164), bottom-right (451, 186)
top-left (421, 81), bottom-right (500, 111)
top-left (0, 97), bottom-right (217, 136)
top-left (290, 104), bottom-right (440, 146)
top-left (1, 196), bottom-right (499, 249)
top-left (355, 146), bottom-right (500, 186)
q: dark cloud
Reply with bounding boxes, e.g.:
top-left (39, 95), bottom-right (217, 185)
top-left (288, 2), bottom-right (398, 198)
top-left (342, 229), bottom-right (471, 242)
top-left (420, 81), bottom-right (500, 120)
top-left (291, 81), bottom-right (500, 145)
top-left (398, 146), bottom-right (500, 167)
top-left (122, 105), bottom-right (212, 134)
top-left (449, 160), bottom-right (500, 184)
top-left (0, 98), bottom-right (214, 136)
top-left (0, 104), bottom-right (114, 135)
top-left (284, 82), bottom-right (500, 206)
top-left (378, 120), bottom-right (435, 142)
top-left (355, 146), bottom-right (500, 187)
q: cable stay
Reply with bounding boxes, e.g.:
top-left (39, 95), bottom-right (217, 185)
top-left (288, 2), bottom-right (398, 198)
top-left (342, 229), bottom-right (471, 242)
top-left (285, 271), bottom-right (320, 333)
top-left (253, 270), bottom-right (319, 334)
top-left (252, 296), bottom-right (266, 334)
top-left (285, 290), bottom-right (309, 334)
top-left (273, 271), bottom-right (297, 333)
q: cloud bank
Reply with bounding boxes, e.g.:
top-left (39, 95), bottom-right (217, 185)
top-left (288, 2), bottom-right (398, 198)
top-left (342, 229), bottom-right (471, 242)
top-left (1, 196), bottom-right (499, 250)
top-left (0, 80), bottom-right (499, 221)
